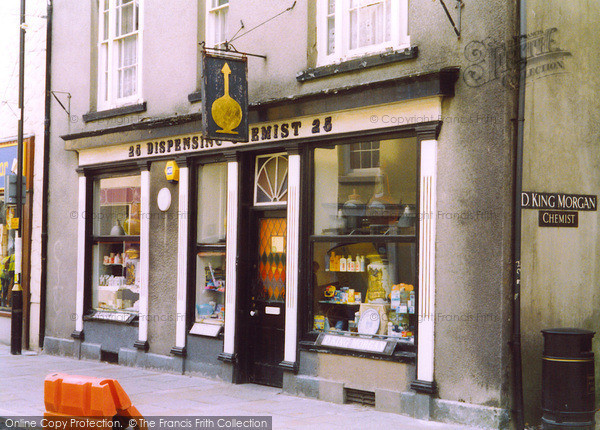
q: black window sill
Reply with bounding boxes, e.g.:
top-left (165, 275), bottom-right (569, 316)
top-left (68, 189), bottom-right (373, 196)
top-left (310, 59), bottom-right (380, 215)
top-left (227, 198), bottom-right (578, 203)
top-left (188, 91), bottom-right (202, 104)
top-left (296, 46), bottom-right (418, 82)
top-left (299, 338), bottom-right (416, 364)
top-left (83, 102), bottom-right (147, 123)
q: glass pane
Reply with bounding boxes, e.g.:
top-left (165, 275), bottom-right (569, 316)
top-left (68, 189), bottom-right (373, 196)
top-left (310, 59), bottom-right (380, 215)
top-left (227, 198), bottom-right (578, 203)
top-left (359, 1), bottom-right (384, 48)
top-left (120, 2), bottom-right (134, 35)
top-left (385, 0), bottom-right (391, 42)
top-left (103, 10), bottom-right (109, 40)
top-left (92, 240), bottom-right (140, 313)
top-left (197, 163), bottom-right (227, 244)
top-left (93, 175), bottom-right (141, 236)
top-left (311, 240), bottom-right (415, 342)
top-left (313, 138), bottom-right (417, 236)
top-left (327, 16), bottom-right (335, 55)
top-left (255, 154), bottom-right (288, 205)
top-left (328, 0), bottom-right (335, 15)
top-left (349, 9), bottom-right (357, 50)
top-left (196, 251), bottom-right (226, 323)
top-left (212, 0), bottom-right (229, 8)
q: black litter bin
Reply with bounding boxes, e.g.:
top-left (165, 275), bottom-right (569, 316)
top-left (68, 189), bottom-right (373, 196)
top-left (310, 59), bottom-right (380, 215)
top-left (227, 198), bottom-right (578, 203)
top-left (542, 328), bottom-right (595, 429)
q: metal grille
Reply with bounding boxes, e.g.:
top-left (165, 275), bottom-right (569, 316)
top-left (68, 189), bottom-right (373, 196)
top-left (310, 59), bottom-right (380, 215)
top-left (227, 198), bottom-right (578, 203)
top-left (345, 388), bottom-right (376, 407)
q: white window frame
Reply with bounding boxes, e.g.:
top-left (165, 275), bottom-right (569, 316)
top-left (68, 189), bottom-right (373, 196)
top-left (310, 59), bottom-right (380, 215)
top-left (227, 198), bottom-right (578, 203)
top-left (97, 0), bottom-right (143, 110)
top-left (206, 0), bottom-right (229, 48)
top-left (317, 0), bottom-right (409, 66)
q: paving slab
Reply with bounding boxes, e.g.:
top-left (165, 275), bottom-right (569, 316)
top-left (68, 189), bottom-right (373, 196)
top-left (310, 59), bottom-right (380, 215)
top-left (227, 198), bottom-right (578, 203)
top-left (0, 345), bottom-right (484, 429)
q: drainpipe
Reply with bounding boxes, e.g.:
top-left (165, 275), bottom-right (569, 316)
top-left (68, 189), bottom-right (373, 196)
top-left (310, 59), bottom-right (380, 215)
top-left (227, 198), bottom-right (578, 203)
top-left (512, 0), bottom-right (527, 428)
top-left (39, 0), bottom-right (52, 349)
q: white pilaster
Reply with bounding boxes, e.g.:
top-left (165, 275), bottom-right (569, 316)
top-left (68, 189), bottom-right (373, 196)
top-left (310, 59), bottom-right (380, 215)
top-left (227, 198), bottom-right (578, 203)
top-left (138, 168), bottom-right (150, 343)
top-left (175, 166), bottom-right (189, 349)
top-left (417, 139), bottom-right (438, 383)
top-left (223, 160), bottom-right (239, 355)
top-left (283, 153), bottom-right (301, 365)
top-left (75, 175), bottom-right (87, 333)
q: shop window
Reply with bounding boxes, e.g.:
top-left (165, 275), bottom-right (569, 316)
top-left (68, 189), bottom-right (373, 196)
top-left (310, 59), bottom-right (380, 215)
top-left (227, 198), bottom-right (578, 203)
top-left (254, 154), bottom-right (288, 206)
top-left (91, 174), bottom-right (141, 315)
top-left (194, 163), bottom-right (227, 335)
top-left (98, 0), bottom-right (142, 110)
top-left (310, 138), bottom-right (417, 344)
top-left (317, 0), bottom-right (409, 66)
top-left (0, 202), bottom-right (15, 311)
top-left (206, 0), bottom-right (229, 48)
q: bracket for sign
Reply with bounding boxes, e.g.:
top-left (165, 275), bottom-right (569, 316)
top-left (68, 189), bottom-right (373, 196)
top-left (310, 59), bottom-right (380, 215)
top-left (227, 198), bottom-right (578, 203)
top-left (438, 0), bottom-right (463, 38)
top-left (200, 42), bottom-right (264, 60)
top-left (49, 90), bottom-right (72, 120)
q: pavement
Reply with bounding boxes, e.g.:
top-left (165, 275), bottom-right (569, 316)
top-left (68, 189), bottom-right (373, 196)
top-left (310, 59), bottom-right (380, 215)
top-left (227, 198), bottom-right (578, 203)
top-left (0, 344), bottom-right (483, 430)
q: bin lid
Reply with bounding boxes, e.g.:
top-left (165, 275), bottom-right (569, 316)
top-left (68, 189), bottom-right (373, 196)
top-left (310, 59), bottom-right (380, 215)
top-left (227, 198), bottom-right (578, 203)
top-left (542, 328), bottom-right (595, 336)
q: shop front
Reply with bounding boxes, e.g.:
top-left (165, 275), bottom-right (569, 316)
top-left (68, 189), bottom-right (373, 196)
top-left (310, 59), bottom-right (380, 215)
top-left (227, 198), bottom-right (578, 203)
top-left (67, 81), bottom-right (452, 413)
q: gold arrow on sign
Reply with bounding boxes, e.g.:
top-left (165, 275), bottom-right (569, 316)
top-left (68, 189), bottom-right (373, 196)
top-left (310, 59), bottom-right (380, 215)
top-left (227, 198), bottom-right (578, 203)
top-left (212, 63), bottom-right (242, 134)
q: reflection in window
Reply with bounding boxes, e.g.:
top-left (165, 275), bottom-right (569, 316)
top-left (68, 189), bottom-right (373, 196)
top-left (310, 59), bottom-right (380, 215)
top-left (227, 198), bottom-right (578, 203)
top-left (314, 138), bottom-right (417, 236)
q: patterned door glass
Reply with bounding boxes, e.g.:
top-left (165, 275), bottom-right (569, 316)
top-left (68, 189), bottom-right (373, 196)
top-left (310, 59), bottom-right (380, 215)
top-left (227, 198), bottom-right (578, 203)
top-left (255, 218), bottom-right (286, 302)
top-left (254, 154), bottom-right (288, 204)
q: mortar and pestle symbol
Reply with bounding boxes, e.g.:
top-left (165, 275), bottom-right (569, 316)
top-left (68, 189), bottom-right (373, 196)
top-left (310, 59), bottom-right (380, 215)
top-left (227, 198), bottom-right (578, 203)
top-left (211, 62), bottom-right (242, 134)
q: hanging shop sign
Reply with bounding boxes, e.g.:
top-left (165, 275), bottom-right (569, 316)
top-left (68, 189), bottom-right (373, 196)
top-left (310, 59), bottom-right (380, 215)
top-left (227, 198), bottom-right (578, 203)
top-left (77, 97), bottom-right (442, 166)
top-left (202, 52), bottom-right (249, 142)
top-left (539, 210), bottom-right (578, 228)
top-left (521, 192), bottom-right (597, 211)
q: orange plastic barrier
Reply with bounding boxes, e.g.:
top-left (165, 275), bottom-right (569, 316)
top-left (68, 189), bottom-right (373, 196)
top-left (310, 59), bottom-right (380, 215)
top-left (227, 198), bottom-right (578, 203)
top-left (44, 373), bottom-right (146, 429)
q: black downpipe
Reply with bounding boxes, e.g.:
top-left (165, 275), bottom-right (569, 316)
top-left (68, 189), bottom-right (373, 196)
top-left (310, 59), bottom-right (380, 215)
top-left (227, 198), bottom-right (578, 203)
top-left (39, 0), bottom-right (52, 349)
top-left (512, 0), bottom-right (527, 428)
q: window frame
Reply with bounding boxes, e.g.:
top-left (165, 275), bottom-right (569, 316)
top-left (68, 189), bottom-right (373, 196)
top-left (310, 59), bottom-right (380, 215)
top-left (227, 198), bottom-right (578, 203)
top-left (205, 0), bottom-right (229, 48)
top-left (97, 0), bottom-right (144, 110)
top-left (316, 0), bottom-right (410, 66)
top-left (88, 171), bottom-right (142, 318)
top-left (303, 135), bottom-right (419, 359)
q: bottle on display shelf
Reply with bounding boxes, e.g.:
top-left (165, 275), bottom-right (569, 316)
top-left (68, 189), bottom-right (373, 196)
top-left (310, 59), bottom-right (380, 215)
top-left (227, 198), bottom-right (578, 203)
top-left (347, 256), bottom-right (354, 272)
top-left (339, 255), bottom-right (347, 272)
top-left (408, 289), bottom-right (416, 314)
top-left (330, 252), bottom-right (336, 271)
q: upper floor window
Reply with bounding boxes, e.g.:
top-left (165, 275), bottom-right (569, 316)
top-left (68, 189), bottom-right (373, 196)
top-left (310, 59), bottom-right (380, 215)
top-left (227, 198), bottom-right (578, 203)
top-left (98, 0), bottom-right (142, 109)
top-left (317, 0), bottom-right (409, 65)
top-left (206, 0), bottom-right (229, 48)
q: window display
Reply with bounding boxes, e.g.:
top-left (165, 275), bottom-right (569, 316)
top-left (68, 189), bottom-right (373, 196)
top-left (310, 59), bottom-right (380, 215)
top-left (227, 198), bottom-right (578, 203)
top-left (311, 138), bottom-right (417, 345)
top-left (194, 163), bottom-right (227, 331)
top-left (0, 203), bottom-right (15, 311)
top-left (91, 174), bottom-right (141, 314)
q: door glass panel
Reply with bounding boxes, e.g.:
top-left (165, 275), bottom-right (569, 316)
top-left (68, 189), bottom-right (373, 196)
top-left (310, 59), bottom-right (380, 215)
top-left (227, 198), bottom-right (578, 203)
top-left (254, 154), bottom-right (288, 205)
top-left (255, 218), bottom-right (286, 302)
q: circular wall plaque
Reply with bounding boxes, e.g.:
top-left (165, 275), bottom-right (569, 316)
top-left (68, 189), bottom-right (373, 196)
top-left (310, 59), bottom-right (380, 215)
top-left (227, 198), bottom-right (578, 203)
top-left (157, 187), bottom-right (171, 211)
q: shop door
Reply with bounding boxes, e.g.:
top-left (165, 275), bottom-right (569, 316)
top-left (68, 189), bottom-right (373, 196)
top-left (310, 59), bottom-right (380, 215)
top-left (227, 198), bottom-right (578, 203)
top-left (247, 211), bottom-right (286, 387)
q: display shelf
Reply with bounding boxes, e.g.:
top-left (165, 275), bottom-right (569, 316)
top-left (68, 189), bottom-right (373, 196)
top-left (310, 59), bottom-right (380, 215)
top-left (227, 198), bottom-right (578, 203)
top-left (318, 300), bottom-right (360, 306)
